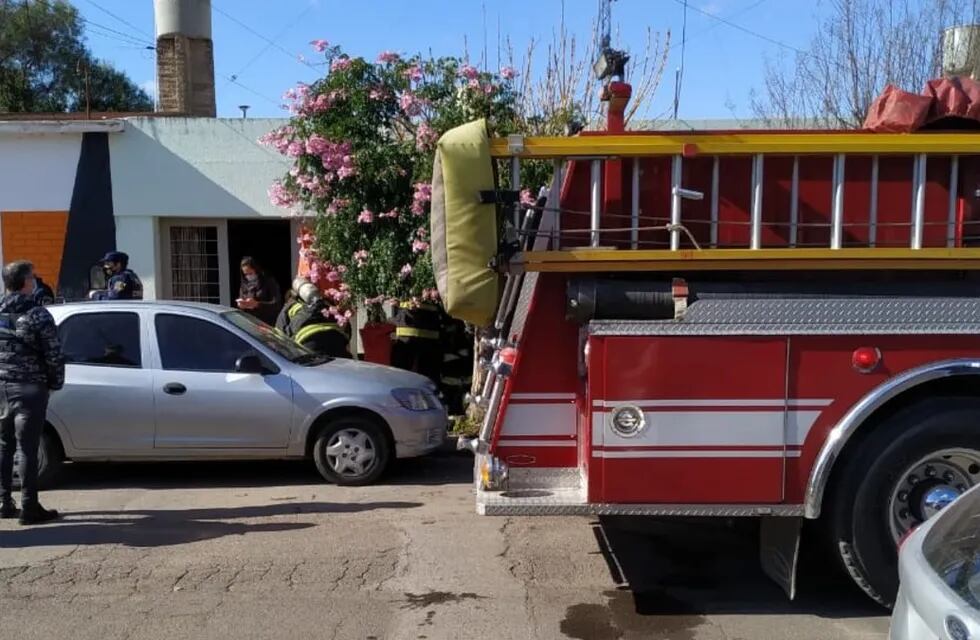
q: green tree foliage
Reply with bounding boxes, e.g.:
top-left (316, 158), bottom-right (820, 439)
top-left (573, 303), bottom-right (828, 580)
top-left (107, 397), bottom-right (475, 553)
top-left (0, 0), bottom-right (152, 113)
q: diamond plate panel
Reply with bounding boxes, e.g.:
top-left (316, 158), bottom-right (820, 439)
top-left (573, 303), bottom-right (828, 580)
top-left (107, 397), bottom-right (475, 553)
top-left (590, 297), bottom-right (980, 336)
top-left (477, 491), bottom-right (805, 517)
top-left (508, 466), bottom-right (584, 490)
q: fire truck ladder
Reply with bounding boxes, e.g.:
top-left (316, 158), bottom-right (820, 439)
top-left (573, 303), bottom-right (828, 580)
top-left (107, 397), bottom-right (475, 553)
top-left (491, 132), bottom-right (980, 273)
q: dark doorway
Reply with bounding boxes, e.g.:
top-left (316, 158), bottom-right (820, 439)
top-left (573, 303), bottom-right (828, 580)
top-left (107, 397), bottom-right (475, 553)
top-left (227, 219), bottom-right (292, 306)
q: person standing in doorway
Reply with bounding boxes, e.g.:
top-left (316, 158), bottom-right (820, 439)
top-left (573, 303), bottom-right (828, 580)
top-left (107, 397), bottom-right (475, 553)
top-left (0, 260), bottom-right (65, 525)
top-left (237, 257), bottom-right (281, 326)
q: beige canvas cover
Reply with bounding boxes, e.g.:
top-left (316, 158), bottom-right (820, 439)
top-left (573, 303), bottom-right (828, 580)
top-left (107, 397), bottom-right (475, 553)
top-left (430, 119), bottom-right (498, 326)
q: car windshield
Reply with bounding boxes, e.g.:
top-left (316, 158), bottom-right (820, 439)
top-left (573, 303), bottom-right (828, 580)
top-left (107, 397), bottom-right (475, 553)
top-left (221, 310), bottom-right (332, 366)
top-left (922, 486), bottom-right (980, 611)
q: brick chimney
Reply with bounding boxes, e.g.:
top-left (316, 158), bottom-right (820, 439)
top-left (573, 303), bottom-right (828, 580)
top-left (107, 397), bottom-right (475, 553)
top-left (154, 0), bottom-right (216, 116)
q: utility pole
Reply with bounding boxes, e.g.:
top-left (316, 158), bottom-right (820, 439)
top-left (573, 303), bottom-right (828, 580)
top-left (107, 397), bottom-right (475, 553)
top-left (76, 59), bottom-right (91, 119)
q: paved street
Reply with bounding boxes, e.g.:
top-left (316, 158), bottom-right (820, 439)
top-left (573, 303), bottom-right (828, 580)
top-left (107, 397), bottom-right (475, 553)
top-left (0, 451), bottom-right (888, 640)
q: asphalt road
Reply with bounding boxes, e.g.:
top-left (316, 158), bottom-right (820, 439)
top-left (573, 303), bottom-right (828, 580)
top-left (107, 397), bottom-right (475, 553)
top-left (0, 452), bottom-right (889, 640)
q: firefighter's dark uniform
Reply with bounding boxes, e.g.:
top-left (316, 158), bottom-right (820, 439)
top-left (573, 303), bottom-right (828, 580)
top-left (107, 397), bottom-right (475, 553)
top-left (275, 299), bottom-right (351, 358)
top-left (0, 293), bottom-right (64, 518)
top-left (390, 302), bottom-right (442, 383)
top-left (438, 317), bottom-right (473, 415)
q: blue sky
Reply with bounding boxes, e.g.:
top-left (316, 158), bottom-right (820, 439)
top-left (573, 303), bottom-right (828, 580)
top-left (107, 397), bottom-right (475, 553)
top-left (74, 0), bottom-right (828, 121)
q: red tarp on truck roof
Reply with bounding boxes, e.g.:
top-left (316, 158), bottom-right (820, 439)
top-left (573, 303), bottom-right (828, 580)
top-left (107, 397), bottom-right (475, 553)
top-left (863, 76), bottom-right (980, 132)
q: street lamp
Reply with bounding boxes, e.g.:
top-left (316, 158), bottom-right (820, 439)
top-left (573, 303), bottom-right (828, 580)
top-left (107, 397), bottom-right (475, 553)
top-left (593, 47), bottom-right (630, 83)
top-left (238, 105), bottom-right (250, 119)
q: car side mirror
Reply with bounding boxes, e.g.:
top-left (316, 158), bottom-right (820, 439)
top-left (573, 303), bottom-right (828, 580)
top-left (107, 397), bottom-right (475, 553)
top-left (235, 353), bottom-right (267, 375)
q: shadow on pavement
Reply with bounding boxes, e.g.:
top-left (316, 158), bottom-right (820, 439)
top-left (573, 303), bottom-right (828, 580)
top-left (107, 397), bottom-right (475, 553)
top-left (560, 516), bottom-right (885, 640)
top-left (52, 450), bottom-right (472, 491)
top-left (0, 501), bottom-right (422, 549)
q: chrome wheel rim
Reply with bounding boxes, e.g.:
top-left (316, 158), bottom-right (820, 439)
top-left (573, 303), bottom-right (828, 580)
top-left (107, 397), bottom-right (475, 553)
top-left (325, 428), bottom-right (377, 478)
top-left (888, 448), bottom-right (980, 543)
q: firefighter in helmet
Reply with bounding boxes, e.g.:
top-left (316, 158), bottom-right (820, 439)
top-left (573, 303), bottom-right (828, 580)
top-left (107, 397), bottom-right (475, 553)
top-left (275, 277), bottom-right (351, 358)
top-left (390, 299), bottom-right (442, 384)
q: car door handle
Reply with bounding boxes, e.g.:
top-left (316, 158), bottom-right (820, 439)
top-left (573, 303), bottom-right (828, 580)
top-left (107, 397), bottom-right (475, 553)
top-left (163, 383), bottom-right (186, 396)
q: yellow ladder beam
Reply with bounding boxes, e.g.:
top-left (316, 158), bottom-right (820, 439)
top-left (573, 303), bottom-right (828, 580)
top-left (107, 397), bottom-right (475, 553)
top-left (510, 248), bottom-right (980, 273)
top-left (490, 133), bottom-right (980, 158)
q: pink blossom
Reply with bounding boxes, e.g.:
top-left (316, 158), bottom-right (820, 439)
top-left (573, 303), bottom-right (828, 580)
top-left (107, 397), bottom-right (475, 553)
top-left (467, 78), bottom-right (481, 90)
top-left (305, 134), bottom-right (330, 156)
top-left (376, 50), bottom-right (400, 64)
top-left (379, 208), bottom-right (400, 219)
top-left (399, 91), bottom-right (424, 117)
top-left (364, 295), bottom-right (386, 306)
top-left (357, 208), bottom-right (374, 224)
top-left (500, 65), bottom-right (517, 80)
top-left (415, 122), bottom-right (439, 151)
top-left (520, 188), bottom-right (536, 207)
top-left (326, 270), bottom-right (341, 283)
top-left (412, 182), bottom-right (432, 215)
top-left (307, 93), bottom-right (334, 114)
top-left (310, 39), bottom-right (329, 53)
top-left (482, 82), bottom-right (495, 96)
top-left (403, 64), bottom-right (423, 82)
top-left (326, 198), bottom-right (350, 216)
top-left (369, 87), bottom-right (386, 101)
top-left (399, 263), bottom-right (414, 279)
top-left (337, 265), bottom-right (348, 274)
top-left (337, 165), bottom-right (356, 180)
top-left (353, 250), bottom-right (369, 267)
top-left (268, 181), bottom-right (294, 208)
top-left (258, 125), bottom-right (294, 154)
top-left (331, 57), bottom-right (353, 73)
top-left (286, 141), bottom-right (305, 157)
top-left (412, 239), bottom-right (430, 253)
top-left (422, 288), bottom-right (441, 302)
top-left (459, 63), bottom-right (480, 80)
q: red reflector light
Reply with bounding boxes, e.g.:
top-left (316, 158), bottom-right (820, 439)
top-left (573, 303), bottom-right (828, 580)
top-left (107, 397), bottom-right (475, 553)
top-left (499, 347), bottom-right (518, 366)
top-left (897, 525), bottom-right (918, 550)
top-left (852, 347), bottom-right (881, 373)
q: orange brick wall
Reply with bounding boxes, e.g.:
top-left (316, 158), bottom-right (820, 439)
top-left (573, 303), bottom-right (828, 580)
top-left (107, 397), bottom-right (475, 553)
top-left (1, 211), bottom-right (70, 293)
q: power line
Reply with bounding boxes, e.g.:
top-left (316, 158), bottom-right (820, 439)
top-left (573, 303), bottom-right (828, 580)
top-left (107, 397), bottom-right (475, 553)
top-left (218, 72), bottom-right (283, 108)
top-left (211, 3), bottom-right (318, 72)
top-left (670, 0), bottom-right (813, 59)
top-left (79, 0), bottom-right (154, 40)
top-left (83, 18), bottom-right (154, 48)
top-left (229, 2), bottom-right (317, 80)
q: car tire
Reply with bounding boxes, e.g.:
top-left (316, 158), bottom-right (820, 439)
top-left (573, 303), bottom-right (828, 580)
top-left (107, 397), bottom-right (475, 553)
top-left (13, 429), bottom-right (64, 490)
top-left (312, 417), bottom-right (390, 486)
top-left (828, 396), bottom-right (980, 608)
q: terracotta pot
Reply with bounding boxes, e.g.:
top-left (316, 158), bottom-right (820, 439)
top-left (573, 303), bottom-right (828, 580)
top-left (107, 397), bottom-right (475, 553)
top-left (359, 322), bottom-right (395, 365)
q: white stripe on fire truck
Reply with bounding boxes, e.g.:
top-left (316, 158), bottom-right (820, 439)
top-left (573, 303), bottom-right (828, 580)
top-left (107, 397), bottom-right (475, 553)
top-left (591, 399), bottom-right (833, 409)
top-left (590, 410), bottom-right (822, 448)
top-left (497, 439), bottom-right (578, 448)
top-left (510, 392), bottom-right (577, 401)
top-left (593, 449), bottom-right (802, 459)
top-left (500, 403), bottom-right (578, 437)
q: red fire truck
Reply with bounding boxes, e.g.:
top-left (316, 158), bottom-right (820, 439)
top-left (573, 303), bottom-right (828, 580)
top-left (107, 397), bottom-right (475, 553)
top-left (428, 79), bottom-right (980, 607)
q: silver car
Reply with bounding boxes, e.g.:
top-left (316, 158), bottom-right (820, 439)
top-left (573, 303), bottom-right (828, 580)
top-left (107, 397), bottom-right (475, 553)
top-left (26, 301), bottom-right (447, 486)
top-left (890, 482), bottom-right (980, 639)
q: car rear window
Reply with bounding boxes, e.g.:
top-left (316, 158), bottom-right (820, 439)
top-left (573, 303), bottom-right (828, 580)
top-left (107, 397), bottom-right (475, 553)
top-left (923, 486), bottom-right (980, 610)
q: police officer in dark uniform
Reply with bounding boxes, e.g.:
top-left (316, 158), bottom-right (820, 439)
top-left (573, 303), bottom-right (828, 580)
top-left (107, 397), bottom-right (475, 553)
top-left (0, 260), bottom-right (65, 525)
top-left (32, 276), bottom-right (55, 306)
top-left (92, 251), bottom-right (142, 300)
top-left (275, 278), bottom-right (351, 358)
top-left (390, 300), bottom-right (442, 384)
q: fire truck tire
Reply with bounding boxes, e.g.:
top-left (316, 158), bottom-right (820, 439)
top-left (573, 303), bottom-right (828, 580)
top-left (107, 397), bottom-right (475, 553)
top-left (829, 396), bottom-right (980, 608)
top-left (312, 417), bottom-right (390, 486)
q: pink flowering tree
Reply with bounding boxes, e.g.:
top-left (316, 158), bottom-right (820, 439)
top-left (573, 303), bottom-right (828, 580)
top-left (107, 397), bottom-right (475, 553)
top-left (262, 42), bottom-right (520, 322)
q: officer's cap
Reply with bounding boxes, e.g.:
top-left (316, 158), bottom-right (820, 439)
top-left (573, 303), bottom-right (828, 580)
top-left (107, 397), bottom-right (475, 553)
top-left (102, 251), bottom-right (129, 265)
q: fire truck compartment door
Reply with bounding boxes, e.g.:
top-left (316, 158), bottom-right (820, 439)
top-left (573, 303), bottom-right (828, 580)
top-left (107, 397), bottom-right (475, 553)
top-left (594, 336), bottom-right (788, 504)
top-left (430, 118), bottom-right (499, 327)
